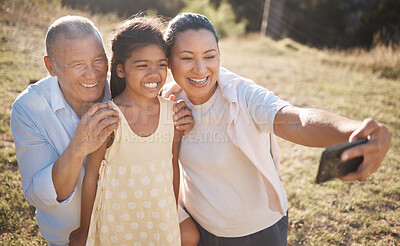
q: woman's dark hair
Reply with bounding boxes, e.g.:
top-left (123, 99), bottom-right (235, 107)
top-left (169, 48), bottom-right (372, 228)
top-left (110, 15), bottom-right (167, 98)
top-left (164, 12), bottom-right (219, 58)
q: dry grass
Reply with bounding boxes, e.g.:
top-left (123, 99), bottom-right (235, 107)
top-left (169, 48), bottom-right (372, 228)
top-left (309, 43), bottom-right (400, 83)
top-left (220, 34), bottom-right (400, 245)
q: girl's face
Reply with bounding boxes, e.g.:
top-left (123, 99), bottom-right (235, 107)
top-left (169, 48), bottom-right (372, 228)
top-left (169, 29), bottom-right (220, 105)
top-left (117, 44), bottom-right (167, 101)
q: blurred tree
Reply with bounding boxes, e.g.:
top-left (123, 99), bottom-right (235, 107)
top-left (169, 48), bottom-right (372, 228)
top-left (260, 0), bottom-right (271, 37)
top-left (358, 0), bottom-right (400, 47)
top-left (260, 0), bottom-right (285, 40)
top-left (282, 0), bottom-right (350, 48)
top-left (60, 0), bottom-right (399, 48)
top-left (211, 0), bottom-right (264, 31)
top-left (60, 0), bottom-right (185, 18)
top-left (182, 0), bottom-right (246, 37)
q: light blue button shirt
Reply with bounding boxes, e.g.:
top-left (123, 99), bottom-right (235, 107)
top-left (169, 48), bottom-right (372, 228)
top-left (10, 75), bottom-right (111, 245)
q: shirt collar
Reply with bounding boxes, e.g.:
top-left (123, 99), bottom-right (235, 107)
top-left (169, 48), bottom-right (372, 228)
top-left (49, 76), bottom-right (67, 112)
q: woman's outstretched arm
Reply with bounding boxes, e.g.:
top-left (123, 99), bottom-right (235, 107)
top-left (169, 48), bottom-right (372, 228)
top-left (274, 105), bottom-right (391, 181)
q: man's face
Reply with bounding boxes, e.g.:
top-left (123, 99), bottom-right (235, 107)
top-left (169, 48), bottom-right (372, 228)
top-left (45, 34), bottom-right (108, 116)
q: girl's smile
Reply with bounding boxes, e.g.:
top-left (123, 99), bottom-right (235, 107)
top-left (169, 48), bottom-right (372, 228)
top-left (143, 82), bottom-right (160, 90)
top-left (116, 44), bottom-right (167, 102)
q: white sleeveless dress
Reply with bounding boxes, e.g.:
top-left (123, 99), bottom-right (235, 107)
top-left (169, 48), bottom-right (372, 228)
top-left (86, 97), bottom-right (181, 246)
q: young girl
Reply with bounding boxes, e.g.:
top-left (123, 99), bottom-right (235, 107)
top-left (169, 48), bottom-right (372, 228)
top-left (69, 16), bottom-right (199, 246)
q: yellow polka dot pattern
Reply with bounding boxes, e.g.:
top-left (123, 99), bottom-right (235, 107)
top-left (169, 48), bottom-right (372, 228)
top-left (86, 98), bottom-right (180, 246)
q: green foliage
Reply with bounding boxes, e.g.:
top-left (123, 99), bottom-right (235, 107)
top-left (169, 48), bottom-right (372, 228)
top-left (0, 152), bottom-right (46, 244)
top-left (60, 0), bottom-right (246, 37)
top-left (0, 148), bottom-right (17, 166)
top-left (61, 0), bottom-right (185, 18)
top-left (210, 0), bottom-right (264, 31)
top-left (0, 113), bottom-right (10, 134)
top-left (181, 0), bottom-right (246, 37)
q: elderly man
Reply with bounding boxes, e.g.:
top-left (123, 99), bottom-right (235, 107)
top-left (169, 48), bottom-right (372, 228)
top-left (10, 16), bottom-right (192, 245)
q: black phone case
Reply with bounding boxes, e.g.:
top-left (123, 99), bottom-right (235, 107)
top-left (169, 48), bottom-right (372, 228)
top-left (315, 138), bottom-right (368, 184)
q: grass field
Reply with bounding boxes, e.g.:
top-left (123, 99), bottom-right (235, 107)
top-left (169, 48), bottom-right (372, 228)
top-left (1, 1), bottom-right (399, 245)
top-left (220, 36), bottom-right (400, 245)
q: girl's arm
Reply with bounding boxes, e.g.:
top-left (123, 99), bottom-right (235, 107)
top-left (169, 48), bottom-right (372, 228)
top-left (172, 128), bottom-right (184, 204)
top-left (81, 140), bottom-right (108, 232)
top-left (69, 136), bottom-right (111, 245)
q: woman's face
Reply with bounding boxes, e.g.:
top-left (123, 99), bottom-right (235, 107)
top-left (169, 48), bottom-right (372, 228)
top-left (168, 29), bottom-right (220, 105)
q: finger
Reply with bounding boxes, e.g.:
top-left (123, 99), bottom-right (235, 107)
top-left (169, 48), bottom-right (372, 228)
top-left (175, 114), bottom-right (194, 134)
top-left (169, 94), bottom-right (176, 101)
top-left (80, 102), bottom-right (113, 125)
top-left (173, 108), bottom-right (192, 122)
top-left (338, 171), bottom-right (366, 182)
top-left (175, 121), bottom-right (193, 130)
top-left (339, 164), bottom-right (371, 182)
top-left (86, 102), bottom-right (113, 118)
top-left (338, 171), bottom-right (360, 182)
top-left (92, 116), bottom-right (120, 138)
top-left (91, 107), bottom-right (120, 125)
top-left (100, 122), bottom-right (119, 141)
top-left (341, 141), bottom-right (374, 161)
top-left (91, 122), bottom-right (119, 145)
top-left (176, 122), bottom-right (194, 134)
top-left (174, 116), bottom-right (194, 128)
top-left (349, 118), bottom-right (379, 142)
top-left (80, 108), bottom-right (118, 134)
top-left (173, 100), bottom-right (188, 113)
top-left (96, 115), bottom-right (120, 130)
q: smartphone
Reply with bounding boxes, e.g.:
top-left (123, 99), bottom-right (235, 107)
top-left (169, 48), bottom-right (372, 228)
top-left (315, 138), bottom-right (368, 184)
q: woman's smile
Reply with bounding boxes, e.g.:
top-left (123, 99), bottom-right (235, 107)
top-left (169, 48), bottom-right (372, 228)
top-left (187, 76), bottom-right (209, 87)
top-left (169, 29), bottom-right (220, 105)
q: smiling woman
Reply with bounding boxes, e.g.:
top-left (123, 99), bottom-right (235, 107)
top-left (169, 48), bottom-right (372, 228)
top-left (168, 29), bottom-right (220, 105)
top-left (163, 12), bottom-right (391, 246)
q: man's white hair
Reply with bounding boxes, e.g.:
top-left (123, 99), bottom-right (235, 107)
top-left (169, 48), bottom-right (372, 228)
top-left (45, 15), bottom-right (103, 59)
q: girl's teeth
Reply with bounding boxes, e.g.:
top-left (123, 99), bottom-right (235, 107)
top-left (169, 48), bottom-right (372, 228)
top-left (81, 82), bottom-right (98, 88)
top-left (144, 83), bottom-right (158, 89)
